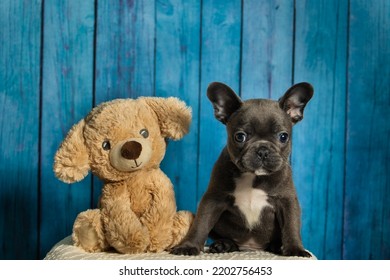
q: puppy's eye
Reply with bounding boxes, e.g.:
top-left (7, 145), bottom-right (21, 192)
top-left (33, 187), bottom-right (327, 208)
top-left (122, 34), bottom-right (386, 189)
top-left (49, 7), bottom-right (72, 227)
top-left (234, 132), bottom-right (247, 143)
top-left (102, 140), bottom-right (111, 150)
top-left (140, 129), bottom-right (149, 138)
top-left (278, 132), bottom-right (289, 143)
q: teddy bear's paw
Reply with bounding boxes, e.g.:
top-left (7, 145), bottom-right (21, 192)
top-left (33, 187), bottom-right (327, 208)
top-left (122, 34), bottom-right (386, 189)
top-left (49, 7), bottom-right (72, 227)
top-left (117, 245), bottom-right (147, 254)
top-left (73, 209), bottom-right (108, 252)
top-left (146, 234), bottom-right (172, 253)
top-left (114, 241), bottom-right (148, 254)
top-left (109, 228), bottom-right (150, 254)
top-left (169, 211), bottom-right (195, 247)
top-left (147, 244), bottom-right (165, 253)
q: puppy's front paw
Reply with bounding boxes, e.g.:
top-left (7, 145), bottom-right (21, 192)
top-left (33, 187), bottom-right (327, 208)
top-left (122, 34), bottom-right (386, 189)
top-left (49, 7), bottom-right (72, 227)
top-left (282, 246), bottom-right (311, 258)
top-left (208, 239), bottom-right (239, 254)
top-left (170, 245), bottom-right (201, 256)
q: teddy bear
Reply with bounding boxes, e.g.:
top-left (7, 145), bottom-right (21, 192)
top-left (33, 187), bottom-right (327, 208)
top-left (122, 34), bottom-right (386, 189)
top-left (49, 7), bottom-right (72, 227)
top-left (53, 97), bottom-right (194, 254)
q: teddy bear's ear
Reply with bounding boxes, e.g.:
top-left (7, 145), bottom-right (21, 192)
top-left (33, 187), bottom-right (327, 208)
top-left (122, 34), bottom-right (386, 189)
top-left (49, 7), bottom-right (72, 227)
top-left (142, 97), bottom-right (192, 140)
top-left (53, 119), bottom-right (90, 184)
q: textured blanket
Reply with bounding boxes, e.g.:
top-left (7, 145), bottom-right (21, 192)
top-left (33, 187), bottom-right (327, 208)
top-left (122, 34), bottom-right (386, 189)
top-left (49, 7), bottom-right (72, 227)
top-left (44, 236), bottom-right (316, 260)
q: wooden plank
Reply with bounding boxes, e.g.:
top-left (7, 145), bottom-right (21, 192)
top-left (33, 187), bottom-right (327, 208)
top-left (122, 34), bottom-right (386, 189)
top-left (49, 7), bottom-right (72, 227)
top-left (40, 0), bottom-right (95, 258)
top-left (344, 0), bottom-right (390, 260)
top-left (198, 0), bottom-right (242, 199)
top-left (293, 0), bottom-right (348, 259)
top-left (93, 0), bottom-right (156, 205)
top-left (155, 0), bottom-right (201, 212)
top-left (94, 0), bottom-right (155, 104)
top-left (0, 0), bottom-right (42, 259)
top-left (241, 0), bottom-right (294, 100)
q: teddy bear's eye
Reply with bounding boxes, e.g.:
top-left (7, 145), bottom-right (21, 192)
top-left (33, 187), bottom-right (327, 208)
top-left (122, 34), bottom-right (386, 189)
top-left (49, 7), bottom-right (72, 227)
top-left (140, 129), bottom-right (149, 139)
top-left (102, 140), bottom-right (111, 151)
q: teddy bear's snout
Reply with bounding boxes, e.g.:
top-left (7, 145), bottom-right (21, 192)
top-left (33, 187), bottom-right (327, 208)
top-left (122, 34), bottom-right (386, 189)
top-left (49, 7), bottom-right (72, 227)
top-left (109, 138), bottom-right (152, 172)
top-left (121, 141), bottom-right (142, 160)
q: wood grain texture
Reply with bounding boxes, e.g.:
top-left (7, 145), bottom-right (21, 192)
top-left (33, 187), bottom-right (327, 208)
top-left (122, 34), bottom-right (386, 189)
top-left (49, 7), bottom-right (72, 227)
top-left (241, 0), bottom-right (294, 100)
top-left (156, 0), bottom-right (201, 213)
top-left (198, 0), bottom-right (242, 199)
top-left (0, 0), bottom-right (42, 259)
top-left (94, 0), bottom-right (155, 103)
top-left (344, 0), bottom-right (390, 259)
top-left (39, 0), bottom-right (95, 258)
top-left (293, 0), bottom-right (348, 259)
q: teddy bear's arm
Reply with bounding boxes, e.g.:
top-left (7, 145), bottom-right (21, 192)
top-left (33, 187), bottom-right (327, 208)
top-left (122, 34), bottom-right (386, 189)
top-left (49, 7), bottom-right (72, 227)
top-left (138, 172), bottom-right (179, 252)
top-left (101, 183), bottom-right (151, 254)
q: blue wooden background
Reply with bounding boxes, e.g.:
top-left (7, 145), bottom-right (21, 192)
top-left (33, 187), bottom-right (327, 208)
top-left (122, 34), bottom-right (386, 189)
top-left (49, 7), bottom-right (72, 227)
top-left (0, 0), bottom-right (389, 260)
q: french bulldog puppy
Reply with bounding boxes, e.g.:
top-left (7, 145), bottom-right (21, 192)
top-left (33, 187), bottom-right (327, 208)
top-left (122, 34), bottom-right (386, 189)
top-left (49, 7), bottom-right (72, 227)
top-left (171, 82), bottom-right (313, 257)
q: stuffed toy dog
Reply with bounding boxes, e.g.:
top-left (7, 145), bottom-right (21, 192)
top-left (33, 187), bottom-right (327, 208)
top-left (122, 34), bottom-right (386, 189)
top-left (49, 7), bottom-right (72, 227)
top-left (54, 97), bottom-right (194, 254)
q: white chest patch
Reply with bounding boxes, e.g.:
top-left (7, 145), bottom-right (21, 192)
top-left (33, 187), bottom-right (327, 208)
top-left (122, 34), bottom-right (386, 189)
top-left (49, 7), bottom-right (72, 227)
top-left (233, 173), bottom-right (272, 229)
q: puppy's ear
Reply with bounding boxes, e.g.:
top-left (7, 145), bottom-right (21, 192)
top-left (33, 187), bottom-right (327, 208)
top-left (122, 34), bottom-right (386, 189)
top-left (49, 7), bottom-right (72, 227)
top-left (142, 97), bottom-right (192, 140)
top-left (207, 82), bottom-right (242, 124)
top-left (279, 82), bottom-right (313, 124)
top-left (53, 119), bottom-right (90, 184)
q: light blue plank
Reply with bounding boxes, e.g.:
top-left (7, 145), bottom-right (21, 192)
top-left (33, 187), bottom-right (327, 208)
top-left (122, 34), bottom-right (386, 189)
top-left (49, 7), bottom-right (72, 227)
top-left (344, 0), bottom-right (390, 260)
top-left (0, 0), bottom-right (42, 259)
top-left (198, 0), bottom-right (242, 200)
top-left (93, 0), bottom-right (156, 205)
top-left (94, 0), bottom-right (155, 104)
top-left (241, 0), bottom-right (294, 100)
top-left (156, 0), bottom-right (201, 213)
top-left (40, 0), bottom-right (95, 258)
top-left (293, 0), bottom-right (348, 259)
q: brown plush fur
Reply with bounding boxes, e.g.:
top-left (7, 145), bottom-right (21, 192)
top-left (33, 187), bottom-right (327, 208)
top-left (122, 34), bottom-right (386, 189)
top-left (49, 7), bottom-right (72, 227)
top-left (54, 97), bottom-right (194, 253)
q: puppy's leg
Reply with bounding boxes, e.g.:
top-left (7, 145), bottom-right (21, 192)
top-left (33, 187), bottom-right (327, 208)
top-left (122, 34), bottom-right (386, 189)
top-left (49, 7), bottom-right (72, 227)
top-left (265, 239), bottom-right (282, 255)
top-left (276, 196), bottom-right (311, 257)
top-left (170, 194), bottom-right (227, 256)
top-left (208, 239), bottom-right (239, 253)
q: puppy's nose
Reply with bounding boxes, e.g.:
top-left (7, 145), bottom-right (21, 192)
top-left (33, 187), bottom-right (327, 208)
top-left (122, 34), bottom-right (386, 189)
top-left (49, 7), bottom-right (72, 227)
top-left (121, 141), bottom-right (142, 160)
top-left (257, 146), bottom-right (269, 160)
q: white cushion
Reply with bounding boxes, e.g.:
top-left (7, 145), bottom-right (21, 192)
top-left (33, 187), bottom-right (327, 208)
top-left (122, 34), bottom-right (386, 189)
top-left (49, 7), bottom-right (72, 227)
top-left (44, 236), bottom-right (316, 260)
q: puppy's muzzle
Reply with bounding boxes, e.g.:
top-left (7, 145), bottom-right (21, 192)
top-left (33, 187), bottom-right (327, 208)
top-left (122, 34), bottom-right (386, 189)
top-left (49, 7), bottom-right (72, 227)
top-left (256, 146), bottom-right (269, 161)
top-left (109, 138), bottom-right (152, 172)
top-left (240, 142), bottom-right (284, 175)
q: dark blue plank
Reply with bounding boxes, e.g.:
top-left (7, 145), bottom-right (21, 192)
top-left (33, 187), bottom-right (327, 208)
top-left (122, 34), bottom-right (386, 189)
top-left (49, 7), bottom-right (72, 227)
top-left (241, 0), bottom-right (294, 100)
top-left (293, 0), bottom-right (348, 259)
top-left (93, 0), bottom-right (156, 205)
top-left (0, 0), bottom-right (42, 259)
top-left (198, 0), bottom-right (242, 200)
top-left (40, 0), bottom-right (95, 258)
top-left (344, 0), bottom-right (390, 260)
top-left (156, 0), bottom-right (201, 213)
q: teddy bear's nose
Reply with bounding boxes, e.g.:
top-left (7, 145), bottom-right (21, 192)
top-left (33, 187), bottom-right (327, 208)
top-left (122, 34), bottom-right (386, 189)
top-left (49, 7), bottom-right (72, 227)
top-left (121, 141), bottom-right (142, 160)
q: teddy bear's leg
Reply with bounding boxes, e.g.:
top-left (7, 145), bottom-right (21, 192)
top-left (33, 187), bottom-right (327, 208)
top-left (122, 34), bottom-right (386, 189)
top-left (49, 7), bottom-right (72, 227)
top-left (72, 209), bottom-right (109, 252)
top-left (145, 219), bottom-right (174, 253)
top-left (169, 210), bottom-right (194, 248)
top-left (102, 205), bottom-right (150, 254)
